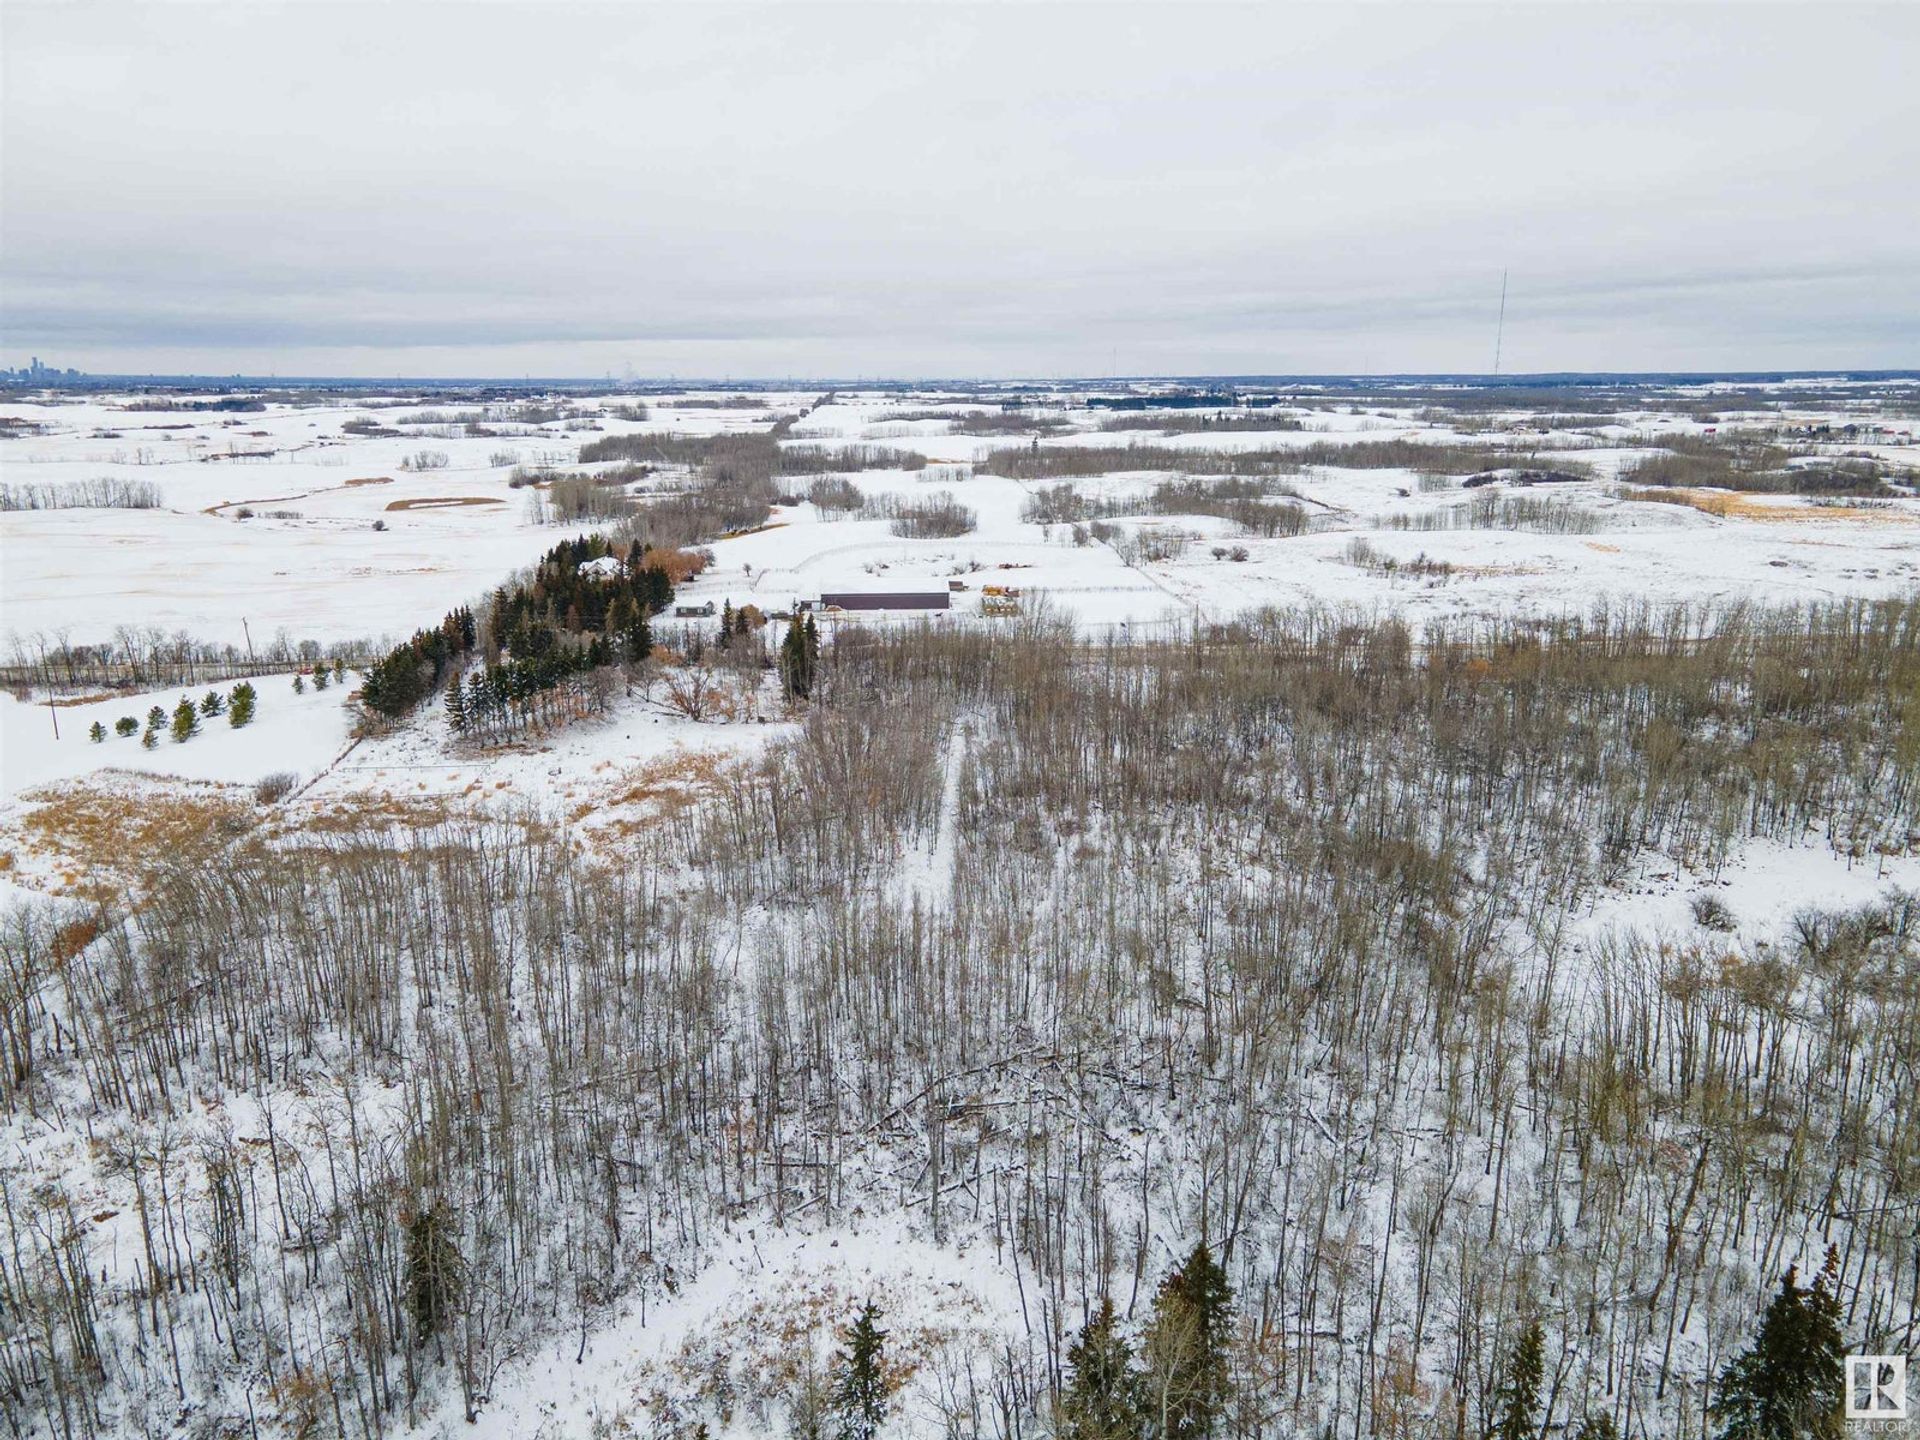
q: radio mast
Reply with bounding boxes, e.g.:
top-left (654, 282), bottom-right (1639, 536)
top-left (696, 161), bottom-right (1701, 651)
top-left (1493, 270), bottom-right (1508, 376)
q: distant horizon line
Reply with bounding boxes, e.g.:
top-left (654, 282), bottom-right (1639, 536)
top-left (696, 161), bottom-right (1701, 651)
top-left (6, 366), bottom-right (1919, 392)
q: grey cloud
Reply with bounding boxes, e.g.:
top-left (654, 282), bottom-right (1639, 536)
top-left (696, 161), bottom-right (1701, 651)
top-left (4, 2), bottom-right (1915, 376)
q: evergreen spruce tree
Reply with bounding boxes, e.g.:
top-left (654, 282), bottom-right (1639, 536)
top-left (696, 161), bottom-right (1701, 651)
top-left (170, 695), bottom-right (200, 743)
top-left (780, 619), bottom-right (812, 701)
top-left (228, 682), bottom-right (256, 727)
top-left (141, 726), bottom-right (159, 750)
top-left (1062, 1296), bottom-right (1142, 1440)
top-left (1488, 1318), bottom-right (1545, 1440)
top-left (89, 721), bottom-right (106, 744)
top-left (721, 600), bottom-right (737, 645)
top-left (607, 593), bottom-right (651, 663)
top-left (830, 1301), bottom-right (889, 1440)
top-left (293, 672), bottom-right (306, 694)
top-left (1143, 1241), bottom-right (1234, 1439)
top-left (146, 704), bottom-right (167, 733)
top-left (200, 689), bottom-right (224, 717)
top-left (115, 716), bottom-right (138, 737)
top-left (1712, 1250), bottom-right (1845, 1440)
top-left (1575, 1412), bottom-right (1620, 1440)
top-left (445, 674), bottom-right (468, 734)
top-left (466, 675), bottom-right (491, 742)
top-left (312, 666), bottom-right (329, 690)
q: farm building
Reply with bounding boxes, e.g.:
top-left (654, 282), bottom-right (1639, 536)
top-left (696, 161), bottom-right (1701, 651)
top-left (820, 592), bottom-right (951, 612)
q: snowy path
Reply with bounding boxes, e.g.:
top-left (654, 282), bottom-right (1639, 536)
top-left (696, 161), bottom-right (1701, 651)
top-left (898, 715), bottom-right (969, 915)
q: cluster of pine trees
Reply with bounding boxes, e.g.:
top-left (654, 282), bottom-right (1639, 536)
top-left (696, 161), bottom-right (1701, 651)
top-left (91, 681), bottom-right (260, 746)
top-left (362, 534), bottom-right (678, 733)
top-left (484, 534), bottom-right (671, 663)
top-left (360, 606), bottom-right (479, 719)
top-left (445, 642), bottom-right (613, 744)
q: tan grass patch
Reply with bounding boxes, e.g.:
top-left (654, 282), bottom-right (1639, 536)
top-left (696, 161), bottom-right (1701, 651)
top-left (16, 776), bottom-right (254, 900)
top-left (1628, 487), bottom-right (1914, 523)
top-left (293, 792), bottom-right (460, 834)
top-left (344, 476), bottom-right (394, 487)
top-left (580, 749), bottom-right (737, 835)
top-left (384, 496), bottom-right (506, 511)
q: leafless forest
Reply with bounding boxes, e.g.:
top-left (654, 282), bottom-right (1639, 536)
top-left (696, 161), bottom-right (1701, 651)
top-left (3, 593), bottom-right (1916, 1438)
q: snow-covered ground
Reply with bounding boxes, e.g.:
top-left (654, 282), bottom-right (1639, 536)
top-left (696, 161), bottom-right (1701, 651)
top-left (0, 671), bottom-right (356, 796)
top-left (6, 386), bottom-right (1917, 652)
top-left (4, 381), bottom-right (1915, 899)
top-left (0, 392), bottom-right (806, 646)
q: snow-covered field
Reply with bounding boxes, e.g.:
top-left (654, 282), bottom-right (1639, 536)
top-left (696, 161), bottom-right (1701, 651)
top-left (0, 393), bottom-right (803, 646)
top-left (6, 385), bottom-right (1917, 653)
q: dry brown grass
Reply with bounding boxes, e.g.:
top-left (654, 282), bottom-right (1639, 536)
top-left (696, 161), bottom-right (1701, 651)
top-left (384, 495), bottom-right (506, 511)
top-left (577, 749), bottom-right (737, 835)
top-left (292, 792), bottom-right (461, 833)
top-left (344, 476), bottom-right (394, 487)
top-left (15, 776), bottom-right (254, 901)
top-left (1622, 486), bottom-right (1915, 523)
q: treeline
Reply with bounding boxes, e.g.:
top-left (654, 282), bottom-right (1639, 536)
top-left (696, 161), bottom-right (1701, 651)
top-left (2, 626), bottom-right (366, 696)
top-left (358, 604), bottom-right (479, 718)
top-left (981, 437), bottom-right (1590, 481)
top-left (1022, 477), bottom-right (1311, 538)
top-left (576, 431), bottom-right (924, 477)
top-left (1622, 433), bottom-right (1897, 496)
top-left (1374, 491), bottom-right (1603, 534)
top-left (803, 480), bottom-right (982, 535)
top-left (859, 490), bottom-right (978, 537)
top-left (1095, 412), bottom-right (1305, 434)
top-left (0, 477), bottom-right (162, 511)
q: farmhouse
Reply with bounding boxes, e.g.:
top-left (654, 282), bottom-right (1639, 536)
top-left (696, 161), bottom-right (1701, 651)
top-left (819, 591), bottom-right (951, 612)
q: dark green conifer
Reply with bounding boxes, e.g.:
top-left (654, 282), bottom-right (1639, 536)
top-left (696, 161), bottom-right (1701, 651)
top-left (1713, 1249), bottom-right (1845, 1440)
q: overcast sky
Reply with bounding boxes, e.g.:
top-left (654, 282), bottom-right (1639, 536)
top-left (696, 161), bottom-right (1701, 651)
top-left (3, 1), bottom-right (1916, 379)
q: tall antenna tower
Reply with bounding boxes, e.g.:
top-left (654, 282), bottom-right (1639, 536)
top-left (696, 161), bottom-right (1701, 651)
top-left (1493, 270), bottom-right (1508, 376)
